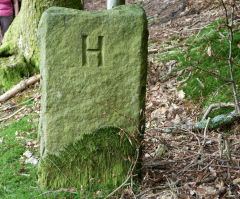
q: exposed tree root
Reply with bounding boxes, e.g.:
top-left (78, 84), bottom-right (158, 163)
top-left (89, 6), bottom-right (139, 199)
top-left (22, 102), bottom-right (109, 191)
top-left (0, 74), bottom-right (40, 102)
top-left (0, 41), bottom-right (16, 57)
top-left (164, 109), bottom-right (240, 133)
top-left (201, 102), bottom-right (236, 121)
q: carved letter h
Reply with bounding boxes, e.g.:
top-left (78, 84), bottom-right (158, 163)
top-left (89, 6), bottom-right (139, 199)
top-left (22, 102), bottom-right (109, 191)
top-left (82, 36), bottom-right (103, 67)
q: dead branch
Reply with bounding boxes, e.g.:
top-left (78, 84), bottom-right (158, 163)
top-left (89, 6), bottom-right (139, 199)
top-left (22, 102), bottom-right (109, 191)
top-left (0, 74), bottom-right (40, 103)
top-left (202, 117), bottom-right (211, 146)
top-left (0, 105), bottom-right (26, 122)
top-left (201, 102), bottom-right (235, 121)
top-left (2, 94), bottom-right (41, 111)
top-left (194, 65), bottom-right (232, 83)
top-left (218, 134), bottom-right (224, 158)
top-left (136, 180), bottom-right (180, 199)
top-left (148, 49), bottom-right (158, 54)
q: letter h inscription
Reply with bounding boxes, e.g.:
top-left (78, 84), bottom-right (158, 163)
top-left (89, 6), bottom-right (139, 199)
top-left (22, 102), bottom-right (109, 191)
top-left (82, 35), bottom-right (103, 67)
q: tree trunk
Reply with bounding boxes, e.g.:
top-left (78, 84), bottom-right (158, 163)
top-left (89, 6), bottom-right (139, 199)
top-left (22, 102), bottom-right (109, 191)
top-left (107, 0), bottom-right (125, 9)
top-left (0, 0), bottom-right (83, 93)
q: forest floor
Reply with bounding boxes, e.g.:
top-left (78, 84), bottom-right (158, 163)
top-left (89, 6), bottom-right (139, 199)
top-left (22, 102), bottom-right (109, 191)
top-left (1, 0), bottom-right (240, 198)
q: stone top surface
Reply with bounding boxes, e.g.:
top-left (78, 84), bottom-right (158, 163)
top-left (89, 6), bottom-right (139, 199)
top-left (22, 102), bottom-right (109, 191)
top-left (38, 5), bottom-right (148, 156)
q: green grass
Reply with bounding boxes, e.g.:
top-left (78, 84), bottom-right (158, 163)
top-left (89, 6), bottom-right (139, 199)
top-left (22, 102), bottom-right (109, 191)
top-left (0, 115), bottom-right (40, 198)
top-left (157, 20), bottom-right (240, 115)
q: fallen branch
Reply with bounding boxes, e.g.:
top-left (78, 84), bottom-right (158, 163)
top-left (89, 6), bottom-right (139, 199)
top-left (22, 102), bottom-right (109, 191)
top-left (0, 105), bottom-right (26, 122)
top-left (201, 102), bottom-right (235, 121)
top-left (148, 49), bottom-right (158, 54)
top-left (0, 74), bottom-right (40, 103)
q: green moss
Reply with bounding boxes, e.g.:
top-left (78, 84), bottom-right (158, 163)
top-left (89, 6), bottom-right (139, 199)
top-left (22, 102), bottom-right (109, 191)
top-left (0, 55), bottom-right (32, 93)
top-left (0, 41), bottom-right (16, 57)
top-left (39, 127), bottom-right (138, 191)
top-left (158, 19), bottom-right (240, 116)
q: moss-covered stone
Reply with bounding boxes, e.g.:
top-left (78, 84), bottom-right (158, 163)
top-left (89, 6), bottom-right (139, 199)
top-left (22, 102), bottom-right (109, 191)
top-left (39, 127), bottom-right (137, 190)
top-left (38, 5), bottom-right (148, 189)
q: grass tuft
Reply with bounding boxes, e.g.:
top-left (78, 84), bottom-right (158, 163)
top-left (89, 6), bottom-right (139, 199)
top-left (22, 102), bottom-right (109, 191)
top-left (158, 19), bottom-right (240, 116)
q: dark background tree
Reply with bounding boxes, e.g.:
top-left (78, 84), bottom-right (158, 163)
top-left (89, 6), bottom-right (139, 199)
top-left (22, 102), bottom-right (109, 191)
top-left (0, 0), bottom-right (83, 93)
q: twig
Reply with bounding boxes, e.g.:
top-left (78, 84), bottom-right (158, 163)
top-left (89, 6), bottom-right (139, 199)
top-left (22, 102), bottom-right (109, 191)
top-left (218, 134), bottom-right (224, 159)
top-left (44, 157), bottom-right (74, 187)
top-left (136, 180), bottom-right (180, 199)
top-left (178, 71), bottom-right (191, 84)
top-left (188, 131), bottom-right (201, 150)
top-left (211, 82), bottom-right (231, 100)
top-left (105, 148), bottom-right (139, 199)
top-left (0, 105), bottom-right (26, 122)
top-left (194, 66), bottom-right (232, 83)
top-left (200, 159), bottom-right (214, 171)
top-left (35, 189), bottom-right (77, 197)
top-left (201, 102), bottom-right (235, 121)
top-left (148, 49), bottom-right (158, 54)
top-left (1, 94), bottom-right (41, 111)
top-left (179, 157), bottom-right (208, 174)
top-left (202, 117), bottom-right (211, 147)
top-left (196, 78), bottom-right (204, 88)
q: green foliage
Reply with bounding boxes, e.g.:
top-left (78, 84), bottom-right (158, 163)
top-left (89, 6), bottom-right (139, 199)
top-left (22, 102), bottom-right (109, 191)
top-left (158, 20), bottom-right (240, 115)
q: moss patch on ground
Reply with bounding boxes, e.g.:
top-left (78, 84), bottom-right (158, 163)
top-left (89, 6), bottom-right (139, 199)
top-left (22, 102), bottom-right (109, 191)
top-left (157, 20), bottom-right (240, 116)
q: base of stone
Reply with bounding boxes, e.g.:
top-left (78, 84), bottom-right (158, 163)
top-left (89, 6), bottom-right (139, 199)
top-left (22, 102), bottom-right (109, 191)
top-left (38, 127), bottom-right (138, 190)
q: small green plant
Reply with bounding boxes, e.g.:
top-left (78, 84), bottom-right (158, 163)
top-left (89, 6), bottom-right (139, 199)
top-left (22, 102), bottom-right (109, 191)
top-left (148, 18), bottom-right (154, 24)
top-left (159, 19), bottom-right (240, 115)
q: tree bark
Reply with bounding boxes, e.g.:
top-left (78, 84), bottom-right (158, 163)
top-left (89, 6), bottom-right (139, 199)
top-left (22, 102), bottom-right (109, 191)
top-left (2, 0), bottom-right (83, 65)
top-left (0, 0), bottom-right (83, 93)
top-left (107, 0), bottom-right (125, 9)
